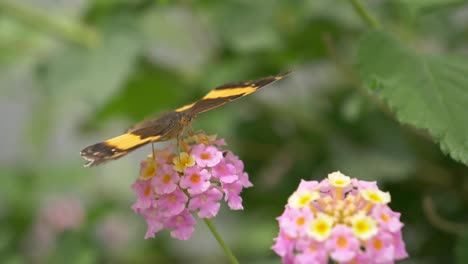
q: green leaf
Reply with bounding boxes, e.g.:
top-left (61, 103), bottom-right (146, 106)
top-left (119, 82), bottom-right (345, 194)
top-left (456, 230), bottom-right (468, 264)
top-left (357, 31), bottom-right (468, 165)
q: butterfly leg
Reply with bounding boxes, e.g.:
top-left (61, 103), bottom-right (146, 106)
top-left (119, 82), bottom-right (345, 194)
top-left (176, 135), bottom-right (190, 153)
top-left (151, 142), bottom-right (156, 160)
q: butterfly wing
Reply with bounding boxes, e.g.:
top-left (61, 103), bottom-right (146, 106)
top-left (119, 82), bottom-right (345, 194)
top-left (81, 71), bottom-right (291, 167)
top-left (80, 112), bottom-right (181, 167)
top-left (176, 71), bottom-right (291, 114)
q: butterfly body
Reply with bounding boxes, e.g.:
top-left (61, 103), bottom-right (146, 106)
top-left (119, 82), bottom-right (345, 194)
top-left (81, 71), bottom-right (290, 167)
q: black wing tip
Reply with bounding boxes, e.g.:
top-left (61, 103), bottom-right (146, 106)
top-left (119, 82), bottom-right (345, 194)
top-left (252, 70), bottom-right (292, 88)
top-left (215, 70), bottom-right (292, 91)
top-left (80, 143), bottom-right (124, 167)
top-left (253, 70), bottom-right (292, 87)
top-left (277, 70), bottom-right (292, 78)
top-left (80, 145), bottom-right (103, 167)
top-left (80, 150), bottom-right (97, 167)
top-left (81, 156), bottom-right (97, 167)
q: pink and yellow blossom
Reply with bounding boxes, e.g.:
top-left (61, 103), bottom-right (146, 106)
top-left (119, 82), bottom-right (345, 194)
top-left (131, 134), bottom-right (252, 240)
top-left (173, 152), bottom-right (195, 172)
top-left (272, 171), bottom-right (408, 263)
top-left (191, 144), bottom-right (223, 167)
top-left (152, 164), bottom-right (180, 194)
top-left (180, 166), bottom-right (211, 195)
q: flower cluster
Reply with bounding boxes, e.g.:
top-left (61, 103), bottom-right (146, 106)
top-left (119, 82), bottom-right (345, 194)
top-left (272, 172), bottom-right (408, 264)
top-left (131, 134), bottom-right (252, 240)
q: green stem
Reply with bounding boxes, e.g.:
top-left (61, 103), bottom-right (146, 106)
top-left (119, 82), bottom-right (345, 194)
top-left (0, 0), bottom-right (100, 48)
top-left (348, 0), bottom-right (380, 29)
top-left (203, 219), bottom-right (239, 264)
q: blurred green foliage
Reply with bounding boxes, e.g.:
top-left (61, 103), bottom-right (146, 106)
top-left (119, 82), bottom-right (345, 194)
top-left (0, 0), bottom-right (467, 263)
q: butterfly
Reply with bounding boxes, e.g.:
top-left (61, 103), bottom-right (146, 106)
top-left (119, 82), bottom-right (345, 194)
top-left (80, 71), bottom-right (291, 167)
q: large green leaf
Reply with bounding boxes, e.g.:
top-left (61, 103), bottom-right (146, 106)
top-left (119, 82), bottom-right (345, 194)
top-left (357, 31), bottom-right (468, 165)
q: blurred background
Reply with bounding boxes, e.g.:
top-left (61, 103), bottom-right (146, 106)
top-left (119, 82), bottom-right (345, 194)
top-left (1, 0), bottom-right (467, 263)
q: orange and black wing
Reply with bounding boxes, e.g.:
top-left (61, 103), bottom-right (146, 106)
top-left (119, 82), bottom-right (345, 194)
top-left (175, 71), bottom-right (291, 114)
top-left (80, 113), bottom-right (179, 167)
top-left (81, 71), bottom-right (291, 167)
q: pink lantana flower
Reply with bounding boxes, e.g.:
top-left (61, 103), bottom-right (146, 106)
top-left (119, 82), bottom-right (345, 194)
top-left (272, 171), bottom-right (409, 263)
top-left (189, 188), bottom-right (223, 218)
top-left (212, 161), bottom-right (238, 183)
top-left (238, 172), bottom-right (253, 188)
top-left (366, 231), bottom-right (395, 263)
top-left (372, 204), bottom-right (404, 233)
top-left (158, 188), bottom-right (188, 217)
top-left (278, 207), bottom-right (313, 238)
top-left (392, 231), bottom-right (409, 260)
top-left (180, 166), bottom-right (211, 195)
top-left (131, 133), bottom-right (252, 240)
top-left (222, 181), bottom-right (244, 210)
top-left (153, 164), bottom-right (180, 194)
top-left (165, 209), bottom-right (196, 240)
top-left (325, 225), bottom-right (360, 262)
top-left (225, 151), bottom-right (253, 187)
top-left (191, 144), bottom-right (223, 167)
top-left (131, 179), bottom-right (154, 210)
top-left (139, 157), bottom-right (157, 180)
top-left (272, 231), bottom-right (294, 259)
top-left (295, 238), bottom-right (328, 264)
top-left (141, 207), bottom-right (165, 239)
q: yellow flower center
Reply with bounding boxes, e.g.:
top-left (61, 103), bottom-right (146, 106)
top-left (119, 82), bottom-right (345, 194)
top-left (299, 196), bottom-right (311, 206)
top-left (200, 152), bottom-right (211, 160)
top-left (288, 190), bottom-right (320, 209)
top-left (168, 194), bottom-right (178, 204)
top-left (144, 185), bottom-right (152, 197)
top-left (355, 221), bottom-right (370, 233)
top-left (190, 173), bottom-right (201, 184)
top-left (350, 213), bottom-right (377, 240)
top-left (181, 158), bottom-right (191, 166)
top-left (373, 238), bottom-right (383, 250)
top-left (296, 217), bottom-right (306, 226)
top-left (315, 222), bottom-right (328, 235)
top-left (335, 179), bottom-right (345, 185)
top-left (381, 213), bottom-right (390, 222)
top-left (140, 159), bottom-right (157, 180)
top-left (327, 171), bottom-right (351, 188)
top-left (173, 152), bottom-right (195, 172)
top-left (368, 193), bottom-right (381, 203)
top-left (360, 189), bottom-right (391, 204)
top-left (306, 213), bottom-right (334, 241)
top-left (337, 236), bottom-right (348, 248)
top-left (145, 166), bottom-right (156, 177)
top-left (162, 174), bottom-right (172, 184)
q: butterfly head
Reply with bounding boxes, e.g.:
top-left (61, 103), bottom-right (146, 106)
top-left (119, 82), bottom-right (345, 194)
top-left (179, 111), bottom-right (195, 127)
